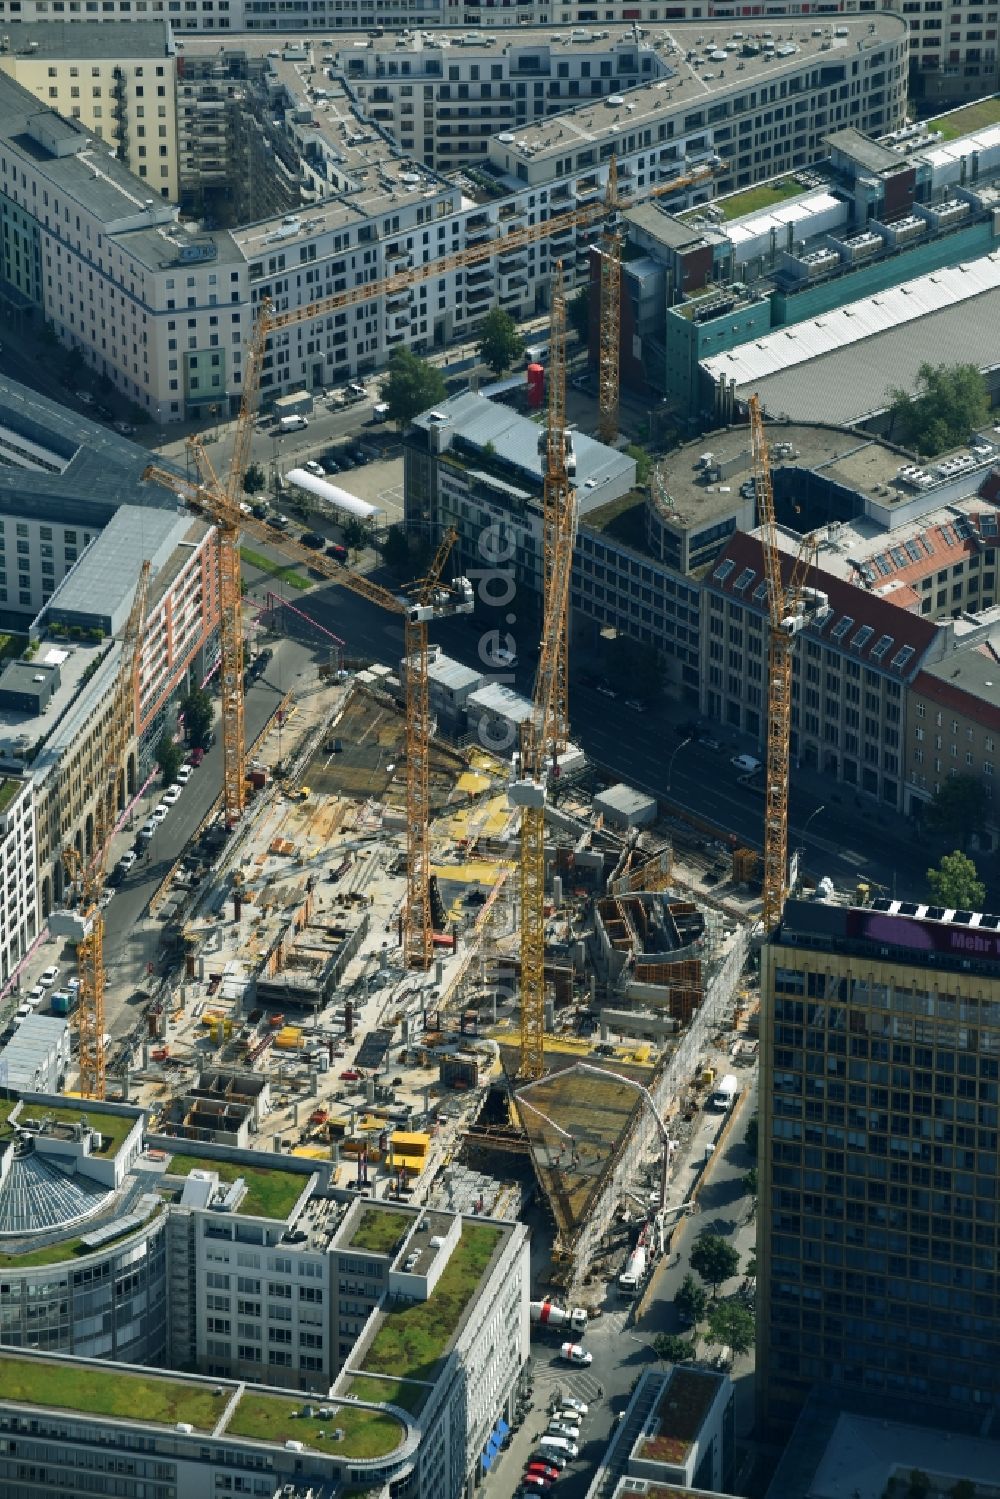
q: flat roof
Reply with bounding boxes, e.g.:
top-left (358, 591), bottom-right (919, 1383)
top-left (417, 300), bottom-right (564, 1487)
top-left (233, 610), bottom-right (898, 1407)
top-left (918, 640), bottom-right (1000, 731)
top-left (413, 390), bottom-right (635, 512)
top-left (165, 1150), bottom-right (312, 1221)
top-left (0, 21), bottom-right (172, 59)
top-left (48, 506), bottom-right (190, 624)
top-left (0, 639), bottom-right (117, 760)
top-left (702, 251), bottom-right (1000, 424)
top-left (492, 15), bottom-right (906, 164)
top-left (826, 125), bottom-right (908, 176)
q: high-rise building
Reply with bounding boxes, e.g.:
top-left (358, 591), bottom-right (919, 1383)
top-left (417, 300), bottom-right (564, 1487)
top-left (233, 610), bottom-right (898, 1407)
top-left (758, 895), bottom-right (1000, 1433)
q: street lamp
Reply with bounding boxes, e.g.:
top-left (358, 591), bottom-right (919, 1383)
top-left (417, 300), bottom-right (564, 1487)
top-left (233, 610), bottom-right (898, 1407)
top-left (666, 737), bottom-right (692, 793)
top-left (796, 803), bottom-right (826, 853)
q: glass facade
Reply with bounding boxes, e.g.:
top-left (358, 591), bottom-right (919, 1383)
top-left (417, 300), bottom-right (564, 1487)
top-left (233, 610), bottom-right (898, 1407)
top-left (760, 916), bottom-right (1000, 1431)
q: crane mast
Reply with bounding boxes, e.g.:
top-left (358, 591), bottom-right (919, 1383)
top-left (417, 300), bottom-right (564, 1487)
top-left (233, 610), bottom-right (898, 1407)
top-left (597, 158), bottom-right (622, 448)
top-left (750, 395), bottom-right (824, 931)
top-left (67, 560), bottom-right (150, 1099)
top-left (511, 262), bottom-right (577, 1079)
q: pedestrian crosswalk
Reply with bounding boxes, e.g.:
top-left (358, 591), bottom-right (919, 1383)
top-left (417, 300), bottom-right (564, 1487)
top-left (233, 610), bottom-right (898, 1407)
top-left (534, 1361), bottom-right (603, 1405)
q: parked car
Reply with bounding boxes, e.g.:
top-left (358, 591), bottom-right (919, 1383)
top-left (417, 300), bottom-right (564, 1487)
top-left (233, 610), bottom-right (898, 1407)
top-left (557, 1397), bottom-right (588, 1416)
top-left (113, 420), bottom-right (136, 435)
top-left (175, 765), bottom-right (192, 785)
top-left (527, 1460), bottom-right (562, 1481)
top-left (152, 803), bottom-right (170, 824)
top-left (559, 1342), bottom-right (592, 1366)
top-left (163, 783), bottom-right (183, 805)
top-left (340, 1068), bottom-right (361, 1081)
top-left (731, 753), bottom-right (762, 773)
top-left (304, 460), bottom-right (326, 478)
top-left (546, 1422), bottom-right (580, 1441)
top-left (624, 698), bottom-right (647, 713)
top-left (596, 681), bottom-right (617, 699)
top-left (521, 1478), bottom-right (553, 1493)
top-left (301, 531), bottom-right (325, 550)
top-left (75, 390), bottom-right (95, 405)
top-left (268, 513), bottom-right (291, 531)
top-left (139, 819), bottom-right (157, 841)
top-left (531, 1450), bottom-right (567, 1471)
top-left (119, 850), bottom-right (138, 873)
top-left (251, 502), bottom-right (270, 520)
top-left (326, 542), bottom-right (348, 562)
top-left (39, 966), bottom-right (60, 988)
top-left (189, 747), bottom-right (205, 767)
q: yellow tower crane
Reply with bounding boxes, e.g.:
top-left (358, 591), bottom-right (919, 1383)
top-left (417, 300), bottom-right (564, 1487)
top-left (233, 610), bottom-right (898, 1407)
top-left (63, 560), bottom-right (150, 1099)
top-left (597, 157), bottom-right (622, 448)
top-left (146, 452), bottom-right (472, 967)
top-left (750, 394), bottom-right (825, 931)
top-left (510, 261), bottom-right (577, 1079)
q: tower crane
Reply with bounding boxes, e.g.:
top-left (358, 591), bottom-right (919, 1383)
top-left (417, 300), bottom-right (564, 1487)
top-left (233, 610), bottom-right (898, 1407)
top-left (750, 394), bottom-right (825, 931)
top-left (597, 157), bottom-right (622, 448)
top-left (509, 261), bottom-right (577, 1080)
top-left (146, 453), bottom-right (472, 967)
top-left (63, 560), bottom-right (151, 1099)
top-left (596, 156), bottom-right (726, 448)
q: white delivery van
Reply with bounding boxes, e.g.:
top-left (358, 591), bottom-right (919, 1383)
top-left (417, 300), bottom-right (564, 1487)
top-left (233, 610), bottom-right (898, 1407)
top-left (278, 414), bottom-right (309, 433)
top-left (709, 1073), bottom-right (739, 1111)
top-left (372, 402), bottom-right (390, 422)
top-left (538, 1435), bottom-right (579, 1459)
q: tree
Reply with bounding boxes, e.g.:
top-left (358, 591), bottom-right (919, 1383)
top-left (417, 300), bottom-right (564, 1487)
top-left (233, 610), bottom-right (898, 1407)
top-left (744, 1113), bottom-right (759, 1156)
top-left (742, 1166), bottom-right (758, 1198)
top-left (674, 1273), bottom-right (708, 1326)
top-left (925, 773), bottom-right (989, 849)
top-left (887, 361), bottom-right (988, 457)
top-left (476, 307), bottom-right (524, 376)
top-left (652, 1332), bottom-right (695, 1364)
top-left (381, 524), bottom-right (412, 577)
top-left (927, 849), bottom-right (986, 910)
top-left (949, 1482), bottom-right (976, 1499)
top-left (181, 685), bottom-right (214, 751)
top-left (343, 518), bottom-right (368, 554)
top-left (907, 1473), bottom-right (931, 1499)
top-left (745, 1247), bottom-right (757, 1279)
top-left (156, 732), bottom-right (182, 785)
top-left (243, 463), bottom-right (266, 495)
top-left (568, 286), bottom-right (591, 346)
top-left (689, 1234), bottom-right (740, 1298)
top-left (705, 1299), bottom-right (755, 1357)
top-left (378, 347), bottom-right (446, 432)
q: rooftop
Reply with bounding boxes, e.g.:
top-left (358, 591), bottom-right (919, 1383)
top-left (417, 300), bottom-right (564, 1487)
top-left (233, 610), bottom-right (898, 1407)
top-left (225, 1390), bottom-right (406, 1462)
top-left (0, 1353), bottom-right (228, 1431)
top-left (489, 16), bottom-right (905, 165)
top-left (413, 391), bottom-right (635, 514)
top-left (917, 637), bottom-right (1000, 732)
top-left (165, 1151), bottom-right (310, 1221)
top-left (351, 1222), bottom-right (505, 1391)
top-left (0, 20), bottom-right (172, 59)
top-left (348, 1205), bottom-right (413, 1255)
top-left (825, 125), bottom-right (908, 176)
top-left (702, 250), bottom-right (1000, 425)
top-left (637, 1366), bottom-right (723, 1465)
top-left (47, 506), bottom-right (190, 628)
top-left (707, 530), bottom-right (940, 676)
top-left (18, 1098), bottom-right (141, 1158)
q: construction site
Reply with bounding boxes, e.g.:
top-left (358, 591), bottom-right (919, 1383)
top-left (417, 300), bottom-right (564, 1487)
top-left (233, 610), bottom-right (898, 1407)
top-left (44, 205), bottom-right (805, 1308)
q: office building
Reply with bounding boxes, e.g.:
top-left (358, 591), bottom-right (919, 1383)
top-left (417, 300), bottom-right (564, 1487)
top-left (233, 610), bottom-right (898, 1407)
top-left (0, 22), bottom-right (180, 201)
top-left (759, 895), bottom-right (1000, 1432)
top-left (905, 612), bottom-right (1000, 829)
top-left (0, 775), bottom-right (36, 988)
top-left (0, 1090), bottom-right (530, 1499)
top-left (0, 1012), bottom-right (71, 1093)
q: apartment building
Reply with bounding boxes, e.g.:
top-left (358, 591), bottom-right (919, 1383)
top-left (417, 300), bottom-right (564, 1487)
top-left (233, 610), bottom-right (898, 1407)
top-left (759, 896), bottom-right (1000, 1434)
top-left (904, 613), bottom-right (1000, 831)
top-left (0, 21), bottom-right (904, 414)
top-left (0, 774), bottom-right (36, 988)
top-left (0, 22), bottom-right (180, 201)
top-left (333, 27), bottom-right (668, 173)
top-left (0, 1095), bottom-right (530, 1499)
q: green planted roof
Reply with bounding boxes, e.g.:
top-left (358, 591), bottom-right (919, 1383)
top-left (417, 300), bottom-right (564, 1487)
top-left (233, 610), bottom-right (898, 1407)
top-left (348, 1206), bottom-right (410, 1255)
top-left (226, 1391), bottom-right (406, 1460)
top-left (358, 1223), bottom-right (503, 1384)
top-left (167, 1152), bottom-right (307, 1220)
top-left (0, 1354), bottom-right (227, 1430)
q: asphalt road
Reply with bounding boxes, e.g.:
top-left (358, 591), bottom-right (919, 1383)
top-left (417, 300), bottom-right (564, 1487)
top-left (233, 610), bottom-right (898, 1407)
top-left (485, 1078), bottom-right (759, 1499)
top-left (96, 636), bottom-right (316, 1024)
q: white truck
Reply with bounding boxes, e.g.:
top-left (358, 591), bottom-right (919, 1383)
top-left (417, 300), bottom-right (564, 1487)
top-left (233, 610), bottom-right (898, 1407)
top-left (618, 1245), bottom-right (647, 1296)
top-left (709, 1072), bottom-right (740, 1111)
top-left (278, 414), bottom-right (309, 433)
top-left (530, 1299), bottom-right (588, 1333)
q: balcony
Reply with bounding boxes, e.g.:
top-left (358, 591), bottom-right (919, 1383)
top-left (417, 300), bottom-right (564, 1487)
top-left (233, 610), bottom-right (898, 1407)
top-left (465, 264), bottom-right (493, 286)
top-left (466, 283), bottom-right (493, 305)
top-left (498, 253), bottom-right (528, 273)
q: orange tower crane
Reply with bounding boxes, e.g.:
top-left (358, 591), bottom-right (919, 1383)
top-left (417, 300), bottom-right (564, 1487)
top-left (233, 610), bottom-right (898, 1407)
top-left (750, 394), bottom-right (825, 931)
top-left (64, 560), bottom-right (150, 1099)
top-left (510, 261), bottom-right (577, 1079)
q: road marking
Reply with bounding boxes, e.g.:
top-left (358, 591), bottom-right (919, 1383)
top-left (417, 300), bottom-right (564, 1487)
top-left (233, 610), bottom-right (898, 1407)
top-left (837, 850), bottom-right (867, 866)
